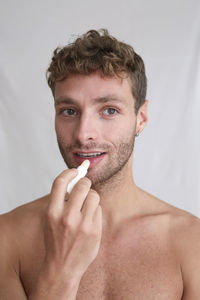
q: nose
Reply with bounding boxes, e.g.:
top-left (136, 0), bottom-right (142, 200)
top-left (74, 112), bottom-right (99, 145)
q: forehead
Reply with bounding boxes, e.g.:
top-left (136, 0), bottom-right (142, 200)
top-left (54, 73), bottom-right (134, 105)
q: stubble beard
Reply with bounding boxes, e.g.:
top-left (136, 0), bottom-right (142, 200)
top-left (57, 130), bottom-right (136, 188)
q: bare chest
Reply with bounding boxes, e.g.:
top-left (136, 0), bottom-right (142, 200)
top-left (22, 233), bottom-right (183, 300)
top-left (76, 239), bottom-right (183, 300)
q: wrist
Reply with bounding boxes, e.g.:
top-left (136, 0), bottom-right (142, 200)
top-left (29, 265), bottom-right (82, 300)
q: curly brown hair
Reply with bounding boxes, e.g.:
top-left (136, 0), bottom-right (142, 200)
top-left (46, 29), bottom-right (147, 114)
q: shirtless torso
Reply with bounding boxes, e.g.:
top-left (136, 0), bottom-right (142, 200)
top-left (1, 187), bottom-right (200, 300)
top-left (1, 30), bottom-right (200, 300)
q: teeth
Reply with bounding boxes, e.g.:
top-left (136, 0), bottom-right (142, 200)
top-left (77, 152), bottom-right (103, 158)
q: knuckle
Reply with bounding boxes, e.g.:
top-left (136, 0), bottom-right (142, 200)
top-left (78, 223), bottom-right (90, 236)
top-left (89, 189), bottom-right (100, 202)
top-left (61, 213), bottom-right (74, 229)
top-left (52, 169), bottom-right (77, 191)
top-left (46, 209), bottom-right (57, 225)
top-left (80, 177), bottom-right (92, 186)
top-left (76, 177), bottom-right (91, 190)
top-left (78, 221), bottom-right (99, 238)
top-left (76, 227), bottom-right (99, 245)
top-left (52, 176), bottom-right (65, 189)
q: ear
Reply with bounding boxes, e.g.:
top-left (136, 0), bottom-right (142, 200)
top-left (136, 100), bottom-right (148, 134)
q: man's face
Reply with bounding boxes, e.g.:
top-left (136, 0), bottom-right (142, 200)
top-left (54, 73), bottom-right (143, 186)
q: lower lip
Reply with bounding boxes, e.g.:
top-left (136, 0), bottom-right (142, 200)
top-left (73, 153), bottom-right (106, 168)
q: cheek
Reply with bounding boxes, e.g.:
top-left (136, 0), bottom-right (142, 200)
top-left (103, 121), bottom-right (135, 149)
top-left (55, 118), bottom-right (74, 137)
top-left (104, 119), bottom-right (135, 136)
top-left (55, 117), bottom-right (61, 132)
top-left (55, 122), bottom-right (64, 139)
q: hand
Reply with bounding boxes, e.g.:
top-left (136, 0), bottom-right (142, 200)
top-left (43, 168), bottom-right (102, 284)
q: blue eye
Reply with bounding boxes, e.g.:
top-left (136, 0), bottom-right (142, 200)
top-left (62, 108), bottom-right (77, 116)
top-left (103, 108), bottom-right (117, 116)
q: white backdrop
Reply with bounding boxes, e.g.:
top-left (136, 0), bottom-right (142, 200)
top-left (0, 0), bottom-right (200, 216)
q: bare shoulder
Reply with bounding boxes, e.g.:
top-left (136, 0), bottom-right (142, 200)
top-left (138, 187), bottom-right (200, 253)
top-left (0, 195), bottom-right (50, 259)
top-left (138, 187), bottom-right (200, 228)
top-left (139, 188), bottom-right (200, 299)
top-left (0, 195), bottom-right (49, 233)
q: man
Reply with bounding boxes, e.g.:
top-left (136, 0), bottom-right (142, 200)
top-left (0, 29), bottom-right (200, 300)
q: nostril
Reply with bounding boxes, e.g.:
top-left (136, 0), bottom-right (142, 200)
top-left (75, 128), bottom-right (98, 142)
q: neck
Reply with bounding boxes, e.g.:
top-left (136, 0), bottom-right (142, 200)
top-left (93, 158), bottom-right (141, 228)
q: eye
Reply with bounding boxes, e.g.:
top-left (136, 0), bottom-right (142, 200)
top-left (103, 107), bottom-right (118, 116)
top-left (61, 108), bottom-right (77, 116)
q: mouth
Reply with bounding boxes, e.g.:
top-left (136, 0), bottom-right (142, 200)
top-left (73, 151), bottom-right (106, 167)
top-left (76, 152), bottom-right (105, 158)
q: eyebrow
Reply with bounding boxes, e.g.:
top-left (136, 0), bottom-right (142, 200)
top-left (55, 97), bottom-right (76, 105)
top-left (55, 95), bottom-right (126, 106)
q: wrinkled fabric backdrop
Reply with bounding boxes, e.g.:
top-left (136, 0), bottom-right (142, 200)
top-left (0, 0), bottom-right (200, 216)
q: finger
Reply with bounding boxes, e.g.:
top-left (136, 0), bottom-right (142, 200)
top-left (81, 189), bottom-right (100, 222)
top-left (48, 169), bottom-right (78, 216)
top-left (66, 177), bottom-right (92, 213)
top-left (93, 206), bottom-right (102, 236)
